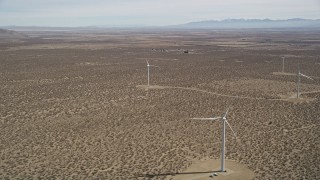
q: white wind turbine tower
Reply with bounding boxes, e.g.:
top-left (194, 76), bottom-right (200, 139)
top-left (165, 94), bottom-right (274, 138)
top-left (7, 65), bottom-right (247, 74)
top-left (191, 108), bottom-right (237, 173)
top-left (146, 60), bottom-right (159, 86)
top-left (297, 65), bottom-right (314, 98)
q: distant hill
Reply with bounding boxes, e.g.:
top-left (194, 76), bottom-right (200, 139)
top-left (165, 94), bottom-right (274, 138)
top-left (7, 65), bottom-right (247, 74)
top-left (0, 28), bottom-right (28, 38)
top-left (174, 18), bottom-right (320, 29)
top-left (2, 18), bottom-right (320, 30)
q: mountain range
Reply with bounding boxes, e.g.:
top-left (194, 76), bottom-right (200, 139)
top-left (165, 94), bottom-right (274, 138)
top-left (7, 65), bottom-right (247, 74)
top-left (1, 19), bottom-right (320, 30)
top-left (174, 18), bottom-right (320, 29)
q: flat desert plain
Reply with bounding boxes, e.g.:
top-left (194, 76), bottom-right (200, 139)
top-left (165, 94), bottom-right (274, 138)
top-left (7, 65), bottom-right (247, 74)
top-left (1, 29), bottom-right (320, 179)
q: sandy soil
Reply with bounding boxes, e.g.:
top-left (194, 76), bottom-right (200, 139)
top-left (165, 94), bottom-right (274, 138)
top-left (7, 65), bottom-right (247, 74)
top-left (1, 29), bottom-right (320, 179)
top-left (272, 72), bottom-right (297, 76)
top-left (169, 159), bottom-right (254, 180)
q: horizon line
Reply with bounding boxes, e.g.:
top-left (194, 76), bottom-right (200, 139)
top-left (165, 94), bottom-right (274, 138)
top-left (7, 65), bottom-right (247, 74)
top-left (1, 18), bottom-right (320, 29)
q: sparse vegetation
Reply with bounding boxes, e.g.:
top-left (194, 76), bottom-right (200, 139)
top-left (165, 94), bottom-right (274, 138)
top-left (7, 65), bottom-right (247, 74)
top-left (0, 29), bottom-right (319, 179)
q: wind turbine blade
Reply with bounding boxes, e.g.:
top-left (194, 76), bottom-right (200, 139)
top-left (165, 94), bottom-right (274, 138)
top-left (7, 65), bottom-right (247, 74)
top-left (223, 107), bottom-right (230, 118)
top-left (225, 120), bottom-right (237, 139)
top-left (150, 65), bottom-right (160, 68)
top-left (146, 60), bottom-right (149, 65)
top-left (190, 117), bottom-right (221, 121)
top-left (300, 73), bottom-right (314, 80)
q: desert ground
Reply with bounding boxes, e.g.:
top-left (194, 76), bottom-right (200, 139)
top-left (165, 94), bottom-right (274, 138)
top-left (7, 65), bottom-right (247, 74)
top-left (1, 28), bottom-right (320, 179)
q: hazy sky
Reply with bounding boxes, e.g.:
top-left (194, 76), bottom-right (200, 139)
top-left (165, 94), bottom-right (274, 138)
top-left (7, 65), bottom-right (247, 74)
top-left (0, 0), bottom-right (319, 27)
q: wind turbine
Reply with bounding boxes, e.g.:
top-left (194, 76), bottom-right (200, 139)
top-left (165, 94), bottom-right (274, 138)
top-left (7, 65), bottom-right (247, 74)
top-left (146, 60), bottom-right (159, 86)
top-left (297, 65), bottom-right (313, 98)
top-left (191, 108), bottom-right (237, 173)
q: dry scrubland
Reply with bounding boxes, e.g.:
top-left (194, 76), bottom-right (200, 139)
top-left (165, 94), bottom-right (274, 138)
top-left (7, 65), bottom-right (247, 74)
top-left (1, 29), bottom-right (320, 179)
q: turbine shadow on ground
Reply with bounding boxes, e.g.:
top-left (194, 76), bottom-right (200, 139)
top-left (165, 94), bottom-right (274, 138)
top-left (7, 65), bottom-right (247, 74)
top-left (136, 170), bottom-right (220, 178)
